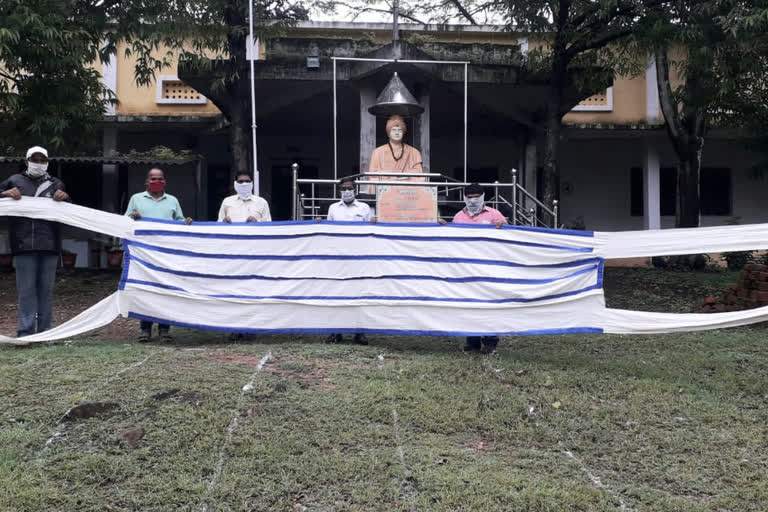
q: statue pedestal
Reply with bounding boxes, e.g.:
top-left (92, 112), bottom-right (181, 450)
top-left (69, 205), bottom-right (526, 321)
top-left (376, 184), bottom-right (437, 223)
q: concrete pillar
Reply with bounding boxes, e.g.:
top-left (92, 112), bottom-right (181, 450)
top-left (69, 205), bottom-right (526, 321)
top-left (413, 87), bottom-right (430, 172)
top-left (102, 126), bottom-right (119, 213)
top-left (359, 86), bottom-right (376, 175)
top-left (523, 138), bottom-right (537, 209)
top-left (643, 142), bottom-right (661, 230)
top-left (646, 55), bottom-right (660, 124)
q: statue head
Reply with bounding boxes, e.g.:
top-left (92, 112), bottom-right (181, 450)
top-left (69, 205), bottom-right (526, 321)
top-left (385, 114), bottom-right (406, 143)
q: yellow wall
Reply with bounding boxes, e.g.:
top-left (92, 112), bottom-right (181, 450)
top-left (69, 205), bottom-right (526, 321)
top-left (563, 74), bottom-right (647, 125)
top-left (113, 42), bottom-right (221, 116)
top-left (103, 28), bottom-right (681, 124)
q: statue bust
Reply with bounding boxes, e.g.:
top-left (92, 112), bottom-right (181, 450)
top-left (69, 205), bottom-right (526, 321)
top-left (363, 115), bottom-right (424, 195)
top-left (369, 114), bottom-right (423, 176)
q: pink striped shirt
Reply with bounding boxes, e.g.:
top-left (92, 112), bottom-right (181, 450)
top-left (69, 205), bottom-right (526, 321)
top-left (453, 206), bottom-right (507, 225)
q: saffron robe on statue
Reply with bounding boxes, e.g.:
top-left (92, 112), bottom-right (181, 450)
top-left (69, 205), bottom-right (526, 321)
top-left (362, 144), bottom-right (424, 194)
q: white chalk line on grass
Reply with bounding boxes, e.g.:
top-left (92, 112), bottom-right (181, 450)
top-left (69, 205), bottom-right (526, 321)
top-left (199, 351), bottom-right (272, 512)
top-left (562, 448), bottom-right (630, 510)
top-left (14, 358), bottom-right (37, 368)
top-left (476, 356), bottom-right (631, 510)
top-left (377, 354), bottom-right (418, 512)
top-left (39, 350), bottom-right (159, 455)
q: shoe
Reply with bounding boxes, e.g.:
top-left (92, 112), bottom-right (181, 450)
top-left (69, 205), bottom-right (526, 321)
top-left (353, 333), bottom-right (368, 345)
top-left (325, 333), bottom-right (343, 344)
top-left (463, 338), bottom-right (481, 352)
top-left (137, 330), bottom-right (151, 343)
top-left (159, 329), bottom-right (173, 343)
top-left (480, 343), bottom-right (497, 355)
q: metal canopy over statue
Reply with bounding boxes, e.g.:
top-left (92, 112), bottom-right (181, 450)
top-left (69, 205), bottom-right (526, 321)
top-left (364, 73), bottom-right (435, 221)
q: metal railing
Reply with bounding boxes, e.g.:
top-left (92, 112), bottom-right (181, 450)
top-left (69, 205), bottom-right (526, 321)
top-left (291, 164), bottom-right (559, 228)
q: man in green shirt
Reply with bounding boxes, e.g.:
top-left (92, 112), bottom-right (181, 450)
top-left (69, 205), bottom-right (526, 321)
top-left (124, 168), bottom-right (193, 342)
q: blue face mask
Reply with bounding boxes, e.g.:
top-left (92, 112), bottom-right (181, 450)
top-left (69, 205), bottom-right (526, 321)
top-left (341, 189), bottom-right (355, 203)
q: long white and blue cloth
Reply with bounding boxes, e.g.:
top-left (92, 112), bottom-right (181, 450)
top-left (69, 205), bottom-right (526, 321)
top-left (4, 197), bottom-right (768, 345)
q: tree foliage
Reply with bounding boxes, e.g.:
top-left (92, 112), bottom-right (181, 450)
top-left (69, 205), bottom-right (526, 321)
top-left (631, 0), bottom-right (768, 227)
top-left (0, 0), bottom-right (307, 163)
top-left (0, 0), bottom-right (115, 153)
top-left (116, 0), bottom-right (308, 172)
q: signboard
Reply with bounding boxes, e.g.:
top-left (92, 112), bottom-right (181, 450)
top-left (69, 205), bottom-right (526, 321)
top-left (376, 185), bottom-right (438, 223)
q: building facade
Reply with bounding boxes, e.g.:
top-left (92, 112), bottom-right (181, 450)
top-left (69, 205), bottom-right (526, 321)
top-left (2, 21), bottom-right (765, 266)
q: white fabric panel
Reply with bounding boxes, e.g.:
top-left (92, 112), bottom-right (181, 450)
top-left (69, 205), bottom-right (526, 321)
top-left (0, 197), bottom-right (134, 239)
top-left (5, 198), bottom-right (768, 342)
top-left (597, 223), bottom-right (768, 258)
top-left (600, 305), bottom-right (768, 334)
top-left (124, 263), bottom-right (600, 307)
top-left (120, 286), bottom-right (606, 336)
top-left (125, 243), bottom-right (598, 281)
top-left (132, 229), bottom-right (596, 266)
top-left (0, 293), bottom-right (119, 345)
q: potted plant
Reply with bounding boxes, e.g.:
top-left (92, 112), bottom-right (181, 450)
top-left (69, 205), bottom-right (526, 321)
top-left (106, 239), bottom-right (124, 268)
top-left (0, 231), bottom-right (11, 269)
top-left (61, 249), bottom-right (77, 268)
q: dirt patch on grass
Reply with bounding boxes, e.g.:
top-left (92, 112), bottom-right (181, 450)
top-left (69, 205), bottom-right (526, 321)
top-left (0, 269), bottom-right (137, 340)
top-left (208, 352), bottom-right (337, 390)
top-left (209, 352), bottom-right (268, 366)
top-left (264, 366), bottom-right (336, 390)
top-left (463, 439), bottom-right (492, 454)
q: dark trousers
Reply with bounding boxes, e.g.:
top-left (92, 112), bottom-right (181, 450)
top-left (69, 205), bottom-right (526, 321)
top-left (15, 252), bottom-right (59, 337)
top-left (466, 336), bottom-right (499, 348)
top-left (140, 320), bottom-right (170, 333)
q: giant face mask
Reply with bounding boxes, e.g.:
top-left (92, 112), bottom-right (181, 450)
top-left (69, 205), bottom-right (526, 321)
top-left (5, 201), bottom-right (768, 345)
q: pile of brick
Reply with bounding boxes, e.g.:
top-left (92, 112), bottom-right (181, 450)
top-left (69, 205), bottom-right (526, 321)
top-left (698, 263), bottom-right (768, 313)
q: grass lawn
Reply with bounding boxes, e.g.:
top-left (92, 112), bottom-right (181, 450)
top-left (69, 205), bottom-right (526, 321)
top-left (1, 267), bottom-right (767, 511)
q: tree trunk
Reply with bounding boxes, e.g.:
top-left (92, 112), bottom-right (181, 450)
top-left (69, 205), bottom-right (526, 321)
top-left (229, 106), bottom-right (250, 174)
top-left (540, 58), bottom-right (567, 225)
top-left (655, 48), bottom-right (704, 228)
top-left (675, 139), bottom-right (703, 228)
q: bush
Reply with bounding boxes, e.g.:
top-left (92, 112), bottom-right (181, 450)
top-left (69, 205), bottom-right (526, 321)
top-left (652, 254), bottom-right (711, 271)
top-left (721, 251), bottom-right (755, 270)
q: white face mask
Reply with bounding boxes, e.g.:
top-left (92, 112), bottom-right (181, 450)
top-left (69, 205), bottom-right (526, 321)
top-left (464, 194), bottom-right (485, 216)
top-left (234, 181), bottom-right (253, 200)
top-left (341, 189), bottom-right (355, 203)
top-left (27, 162), bottom-right (49, 179)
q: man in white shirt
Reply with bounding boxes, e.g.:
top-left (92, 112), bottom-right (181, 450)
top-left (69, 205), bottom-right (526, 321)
top-left (218, 171), bottom-right (270, 342)
top-left (327, 177), bottom-right (371, 222)
top-left (324, 176), bottom-right (373, 345)
top-left (217, 171), bottom-right (271, 223)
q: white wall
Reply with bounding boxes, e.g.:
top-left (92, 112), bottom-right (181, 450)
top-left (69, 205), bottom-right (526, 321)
top-left (559, 135), bottom-right (768, 231)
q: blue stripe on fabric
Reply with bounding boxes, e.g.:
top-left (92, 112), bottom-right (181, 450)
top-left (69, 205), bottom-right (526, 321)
top-left (128, 252), bottom-right (599, 285)
top-left (122, 239), bottom-right (602, 269)
top-left (132, 216), bottom-right (594, 237)
top-left (124, 278), bottom-right (187, 293)
top-left (596, 259), bottom-right (605, 287)
top-left (133, 229), bottom-right (593, 253)
top-left (127, 312), bottom-right (604, 337)
top-left (124, 278), bottom-right (602, 304)
top-left (118, 243), bottom-right (132, 291)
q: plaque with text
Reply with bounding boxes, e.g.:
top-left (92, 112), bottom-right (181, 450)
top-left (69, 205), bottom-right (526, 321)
top-left (376, 185), bottom-right (438, 223)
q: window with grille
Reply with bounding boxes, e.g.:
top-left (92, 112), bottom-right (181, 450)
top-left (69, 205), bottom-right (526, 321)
top-left (156, 76), bottom-right (207, 104)
top-left (572, 87), bottom-right (613, 112)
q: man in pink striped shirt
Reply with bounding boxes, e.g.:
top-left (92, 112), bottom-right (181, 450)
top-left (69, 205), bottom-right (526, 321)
top-left (452, 183), bottom-right (507, 353)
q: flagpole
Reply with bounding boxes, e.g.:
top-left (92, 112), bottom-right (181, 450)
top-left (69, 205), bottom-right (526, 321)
top-left (248, 0), bottom-right (259, 196)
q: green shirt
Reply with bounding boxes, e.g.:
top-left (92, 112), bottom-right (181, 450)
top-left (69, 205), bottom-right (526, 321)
top-left (124, 192), bottom-right (185, 221)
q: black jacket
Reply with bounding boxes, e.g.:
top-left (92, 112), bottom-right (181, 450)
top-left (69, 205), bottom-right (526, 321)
top-left (0, 172), bottom-right (67, 254)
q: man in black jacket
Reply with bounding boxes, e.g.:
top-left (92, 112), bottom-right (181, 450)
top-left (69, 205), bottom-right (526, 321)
top-left (0, 146), bottom-right (70, 337)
